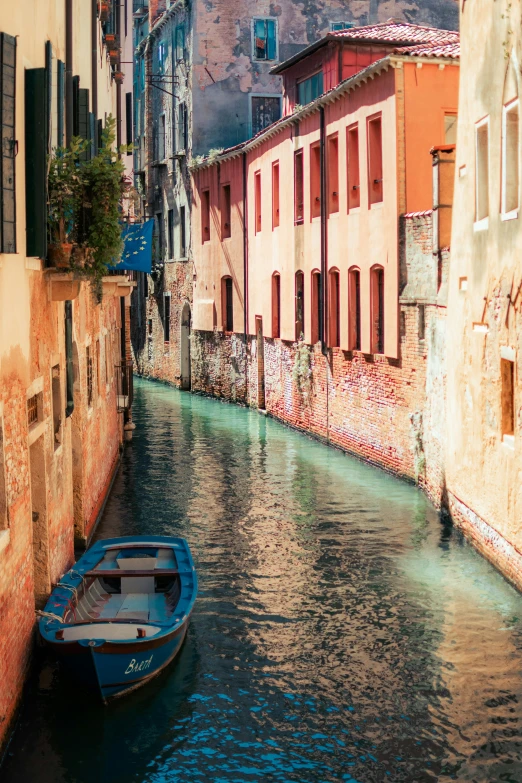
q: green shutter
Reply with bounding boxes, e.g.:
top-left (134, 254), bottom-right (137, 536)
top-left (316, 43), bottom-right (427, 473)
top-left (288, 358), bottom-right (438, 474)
top-left (0, 33), bottom-right (16, 254)
top-left (78, 88), bottom-right (90, 161)
top-left (57, 60), bottom-right (65, 147)
top-left (266, 20), bottom-right (276, 60)
top-left (25, 68), bottom-right (47, 259)
top-left (72, 75), bottom-right (80, 136)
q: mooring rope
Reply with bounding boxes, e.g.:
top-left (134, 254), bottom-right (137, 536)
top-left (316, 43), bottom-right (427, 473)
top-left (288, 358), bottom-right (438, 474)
top-left (35, 610), bottom-right (63, 624)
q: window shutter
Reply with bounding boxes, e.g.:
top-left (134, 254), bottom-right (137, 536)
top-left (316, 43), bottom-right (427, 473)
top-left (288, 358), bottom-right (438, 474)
top-left (266, 21), bottom-right (276, 60)
top-left (72, 75), bottom-right (80, 137)
top-left (89, 112), bottom-right (95, 159)
top-left (125, 92), bottom-right (133, 148)
top-left (78, 88), bottom-right (90, 160)
top-left (57, 60), bottom-right (65, 147)
top-left (25, 68), bottom-right (47, 258)
top-left (45, 41), bottom-right (52, 152)
top-left (0, 33), bottom-right (17, 254)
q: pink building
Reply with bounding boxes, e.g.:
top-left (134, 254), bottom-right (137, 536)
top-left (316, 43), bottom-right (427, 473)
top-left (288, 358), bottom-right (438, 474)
top-left (191, 22), bottom-right (459, 493)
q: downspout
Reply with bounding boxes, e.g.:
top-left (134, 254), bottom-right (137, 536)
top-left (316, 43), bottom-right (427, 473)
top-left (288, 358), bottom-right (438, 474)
top-left (91, 0), bottom-right (98, 129)
top-left (120, 297), bottom-right (129, 426)
top-left (319, 105), bottom-right (329, 442)
top-left (243, 151), bottom-right (249, 398)
top-left (65, 0), bottom-right (73, 144)
top-left (65, 301), bottom-right (74, 417)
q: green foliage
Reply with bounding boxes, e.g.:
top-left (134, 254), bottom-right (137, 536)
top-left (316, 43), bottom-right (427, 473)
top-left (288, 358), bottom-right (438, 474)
top-left (292, 337), bottom-right (313, 404)
top-left (47, 115), bottom-right (132, 300)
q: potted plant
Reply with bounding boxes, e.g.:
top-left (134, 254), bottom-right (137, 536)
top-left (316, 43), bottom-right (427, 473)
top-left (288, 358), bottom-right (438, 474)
top-left (47, 138), bottom-right (88, 268)
top-left (109, 48), bottom-right (119, 65)
top-left (104, 33), bottom-right (117, 46)
top-left (113, 70), bottom-right (124, 85)
top-left (98, 1), bottom-right (109, 22)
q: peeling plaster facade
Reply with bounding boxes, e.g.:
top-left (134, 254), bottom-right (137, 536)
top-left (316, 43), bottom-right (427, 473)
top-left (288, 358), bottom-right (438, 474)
top-left (131, 0), bottom-right (458, 390)
top-left (0, 0), bottom-right (133, 754)
top-left (445, 0), bottom-right (522, 589)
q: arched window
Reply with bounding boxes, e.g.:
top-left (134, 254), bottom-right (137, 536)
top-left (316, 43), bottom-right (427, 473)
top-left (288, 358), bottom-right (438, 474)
top-left (348, 267), bottom-right (361, 351)
top-left (295, 271), bottom-right (304, 341)
top-left (328, 269), bottom-right (340, 348)
top-left (221, 276), bottom-right (233, 332)
top-left (370, 265), bottom-right (384, 354)
top-left (311, 270), bottom-right (321, 344)
top-left (272, 273), bottom-right (281, 338)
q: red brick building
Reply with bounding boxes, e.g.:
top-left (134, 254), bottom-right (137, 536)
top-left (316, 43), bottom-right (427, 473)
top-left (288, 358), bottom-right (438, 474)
top-left (190, 22), bottom-right (458, 503)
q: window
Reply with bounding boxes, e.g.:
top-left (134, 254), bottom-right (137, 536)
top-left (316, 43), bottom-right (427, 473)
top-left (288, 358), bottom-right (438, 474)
top-left (175, 25), bottom-right (185, 61)
top-left (502, 100), bottom-right (519, 216)
top-left (86, 346), bottom-right (93, 407)
top-left (329, 270), bottom-right (340, 348)
top-left (148, 318), bottom-right (153, 336)
top-left (178, 102), bottom-right (188, 151)
top-left (57, 60), bottom-right (65, 147)
top-left (295, 271), bottom-right (304, 340)
top-left (143, 271), bottom-right (149, 299)
top-left (501, 358), bottom-right (515, 440)
top-left (294, 150), bottom-right (304, 224)
top-left (371, 266), bottom-right (384, 354)
top-left (202, 190), bottom-right (210, 243)
top-left (125, 92), bottom-right (133, 151)
top-left (51, 366), bottom-right (62, 448)
top-left (180, 205), bottom-right (187, 257)
top-left (348, 267), bottom-right (361, 350)
top-left (253, 18), bottom-right (277, 61)
top-left (328, 134), bottom-right (339, 214)
top-left (310, 142), bottom-right (321, 219)
top-left (311, 271), bottom-right (321, 344)
top-left (255, 171), bottom-right (262, 233)
top-left (157, 39), bottom-right (167, 74)
top-left (164, 294), bottom-right (171, 342)
top-left (330, 21), bottom-right (355, 31)
top-left (222, 277), bottom-right (233, 332)
top-left (297, 72), bottom-right (324, 106)
top-left (475, 119), bottom-right (489, 222)
top-left (368, 115), bottom-right (383, 205)
top-left (157, 113), bottom-right (166, 161)
top-left (444, 113), bottom-right (457, 145)
top-left (347, 124), bottom-right (360, 209)
top-left (156, 212), bottom-right (164, 260)
top-left (251, 95), bottom-right (282, 137)
top-left (221, 184), bottom-right (231, 239)
top-left (168, 209), bottom-right (174, 258)
top-left (272, 162), bottom-right (280, 229)
top-left (0, 419), bottom-right (6, 531)
top-left (1, 33), bottom-right (16, 254)
top-left (272, 273), bottom-right (281, 338)
top-left (27, 393), bottom-right (43, 427)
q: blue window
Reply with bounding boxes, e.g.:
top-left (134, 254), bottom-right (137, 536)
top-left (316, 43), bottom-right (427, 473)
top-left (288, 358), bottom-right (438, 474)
top-left (297, 72), bottom-right (324, 106)
top-left (157, 40), bottom-right (167, 74)
top-left (253, 18), bottom-right (277, 61)
top-left (330, 22), bottom-right (355, 31)
top-left (174, 25), bottom-right (185, 61)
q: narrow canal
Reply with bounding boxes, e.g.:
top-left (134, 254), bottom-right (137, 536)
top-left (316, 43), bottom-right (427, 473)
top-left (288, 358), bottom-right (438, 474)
top-left (3, 379), bottom-right (522, 783)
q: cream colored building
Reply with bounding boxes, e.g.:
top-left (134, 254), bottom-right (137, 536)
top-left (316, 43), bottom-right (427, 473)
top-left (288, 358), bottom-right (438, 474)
top-left (446, 0), bottom-right (522, 586)
top-left (0, 0), bottom-right (134, 751)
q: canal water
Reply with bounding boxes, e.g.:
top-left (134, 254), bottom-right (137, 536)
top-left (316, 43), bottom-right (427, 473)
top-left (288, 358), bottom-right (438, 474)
top-left (3, 379), bottom-right (522, 783)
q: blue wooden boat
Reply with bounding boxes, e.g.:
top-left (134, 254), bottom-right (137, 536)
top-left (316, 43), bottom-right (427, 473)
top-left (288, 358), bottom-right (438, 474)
top-left (38, 536), bottom-right (197, 702)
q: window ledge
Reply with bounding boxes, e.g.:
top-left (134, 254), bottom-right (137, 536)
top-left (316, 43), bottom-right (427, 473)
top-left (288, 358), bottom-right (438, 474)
top-left (370, 201), bottom-right (383, 210)
top-left (0, 529), bottom-right (10, 555)
top-left (28, 419), bottom-right (47, 447)
top-left (348, 207), bottom-right (361, 215)
top-left (501, 209), bottom-right (518, 222)
top-left (473, 217), bottom-right (489, 232)
top-left (502, 434), bottom-right (515, 451)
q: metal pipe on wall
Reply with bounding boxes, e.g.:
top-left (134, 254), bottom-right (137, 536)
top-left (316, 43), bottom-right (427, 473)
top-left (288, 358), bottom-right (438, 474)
top-left (319, 106), bottom-right (327, 355)
top-left (91, 0), bottom-right (98, 125)
top-left (65, 0), bottom-right (73, 144)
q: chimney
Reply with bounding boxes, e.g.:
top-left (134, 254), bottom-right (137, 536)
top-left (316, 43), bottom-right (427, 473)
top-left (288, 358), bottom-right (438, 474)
top-left (431, 145), bottom-right (456, 251)
top-left (149, 0), bottom-right (167, 25)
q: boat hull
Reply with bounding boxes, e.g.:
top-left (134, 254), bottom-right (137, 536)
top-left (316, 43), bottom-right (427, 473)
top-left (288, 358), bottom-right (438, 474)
top-left (50, 622), bottom-right (188, 701)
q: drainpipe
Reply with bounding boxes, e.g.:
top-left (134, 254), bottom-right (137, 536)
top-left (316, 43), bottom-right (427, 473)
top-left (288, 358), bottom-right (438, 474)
top-left (65, 301), bottom-right (74, 417)
top-left (243, 151), bottom-right (249, 394)
top-left (91, 0), bottom-right (98, 129)
top-left (65, 0), bottom-right (73, 144)
top-left (319, 106), bottom-right (327, 354)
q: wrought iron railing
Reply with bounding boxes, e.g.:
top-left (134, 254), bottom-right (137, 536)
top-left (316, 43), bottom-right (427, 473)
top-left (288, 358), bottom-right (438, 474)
top-left (115, 361), bottom-right (134, 412)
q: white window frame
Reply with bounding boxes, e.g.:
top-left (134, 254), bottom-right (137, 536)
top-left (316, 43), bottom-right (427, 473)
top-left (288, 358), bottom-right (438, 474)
top-left (474, 116), bottom-right (489, 231)
top-left (251, 17), bottom-right (279, 63)
top-left (249, 93), bottom-right (282, 138)
top-left (501, 98), bottom-right (519, 221)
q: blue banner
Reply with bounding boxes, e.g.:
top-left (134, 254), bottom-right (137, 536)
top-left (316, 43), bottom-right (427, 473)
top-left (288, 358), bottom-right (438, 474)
top-left (111, 220), bottom-right (154, 273)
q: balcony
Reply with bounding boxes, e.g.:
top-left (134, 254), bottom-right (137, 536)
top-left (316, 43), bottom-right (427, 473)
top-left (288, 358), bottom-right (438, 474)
top-left (102, 270), bottom-right (136, 298)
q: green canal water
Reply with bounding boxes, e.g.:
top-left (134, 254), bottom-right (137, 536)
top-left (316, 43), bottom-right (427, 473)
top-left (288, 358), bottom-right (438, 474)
top-left (3, 379), bottom-right (522, 783)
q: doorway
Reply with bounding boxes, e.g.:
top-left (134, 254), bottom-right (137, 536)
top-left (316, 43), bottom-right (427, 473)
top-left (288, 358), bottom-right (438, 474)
top-left (181, 302), bottom-right (191, 391)
top-left (256, 317), bottom-right (265, 410)
top-left (30, 435), bottom-right (50, 609)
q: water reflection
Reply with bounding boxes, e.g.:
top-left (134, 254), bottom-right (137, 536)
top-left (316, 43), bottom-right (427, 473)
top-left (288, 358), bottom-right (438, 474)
top-left (3, 379), bottom-right (522, 783)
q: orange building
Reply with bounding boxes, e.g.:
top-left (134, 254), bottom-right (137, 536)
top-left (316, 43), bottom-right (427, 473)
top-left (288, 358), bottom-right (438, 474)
top-left (191, 22), bottom-right (458, 491)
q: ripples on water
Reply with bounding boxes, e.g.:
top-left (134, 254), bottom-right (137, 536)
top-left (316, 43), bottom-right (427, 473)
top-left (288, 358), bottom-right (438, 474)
top-left (3, 379), bottom-right (522, 783)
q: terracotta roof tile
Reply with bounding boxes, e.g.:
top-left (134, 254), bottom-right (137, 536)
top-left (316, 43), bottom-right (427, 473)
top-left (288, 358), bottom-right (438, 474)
top-left (394, 42), bottom-right (460, 58)
top-left (331, 21), bottom-right (459, 46)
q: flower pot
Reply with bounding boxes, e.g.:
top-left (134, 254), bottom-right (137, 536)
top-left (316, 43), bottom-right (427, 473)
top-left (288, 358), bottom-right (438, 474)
top-left (104, 33), bottom-right (117, 45)
top-left (98, 1), bottom-right (109, 22)
top-left (48, 242), bottom-right (74, 269)
top-left (109, 48), bottom-right (119, 65)
top-left (113, 70), bottom-right (124, 85)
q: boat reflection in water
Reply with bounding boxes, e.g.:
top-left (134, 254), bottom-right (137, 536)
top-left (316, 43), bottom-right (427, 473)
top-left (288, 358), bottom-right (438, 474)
top-left (38, 536), bottom-right (197, 702)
